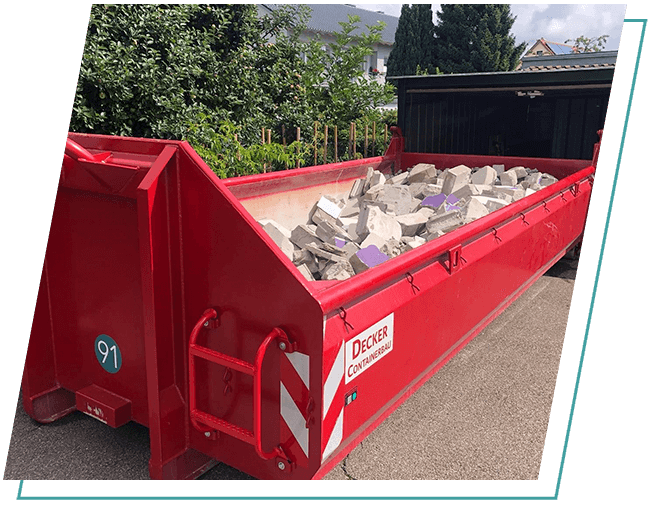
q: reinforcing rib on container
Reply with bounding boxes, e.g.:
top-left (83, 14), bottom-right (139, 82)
top-left (22, 127), bottom-right (599, 479)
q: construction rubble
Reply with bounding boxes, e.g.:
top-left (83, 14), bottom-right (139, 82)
top-left (259, 163), bottom-right (558, 281)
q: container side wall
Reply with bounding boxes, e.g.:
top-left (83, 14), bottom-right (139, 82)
top-left (175, 146), bottom-right (325, 480)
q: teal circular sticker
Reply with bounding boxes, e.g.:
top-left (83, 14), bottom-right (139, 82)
top-left (94, 334), bottom-right (122, 374)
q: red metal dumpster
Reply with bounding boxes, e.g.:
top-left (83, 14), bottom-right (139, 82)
top-left (22, 128), bottom-right (597, 479)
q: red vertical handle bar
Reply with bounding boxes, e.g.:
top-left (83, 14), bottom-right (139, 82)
top-left (253, 327), bottom-right (288, 461)
top-left (188, 308), bottom-right (291, 462)
top-left (592, 129), bottom-right (604, 168)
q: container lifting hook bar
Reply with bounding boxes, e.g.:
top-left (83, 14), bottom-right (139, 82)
top-left (406, 272), bottom-right (420, 293)
top-left (560, 192), bottom-right (567, 203)
top-left (492, 228), bottom-right (502, 243)
top-left (338, 307), bottom-right (354, 333)
top-left (519, 213), bottom-right (530, 226)
top-left (570, 182), bottom-right (580, 197)
top-left (543, 201), bottom-right (550, 213)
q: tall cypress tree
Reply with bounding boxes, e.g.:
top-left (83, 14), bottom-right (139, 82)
top-left (387, 4), bottom-right (435, 76)
top-left (413, 4), bottom-right (435, 72)
top-left (387, 5), bottom-right (415, 76)
top-left (433, 4), bottom-right (526, 73)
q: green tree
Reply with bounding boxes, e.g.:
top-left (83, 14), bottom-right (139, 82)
top-left (304, 15), bottom-right (395, 127)
top-left (387, 4), bottom-right (435, 76)
top-left (565, 34), bottom-right (609, 52)
top-left (70, 5), bottom-right (395, 175)
top-left (433, 4), bottom-right (525, 73)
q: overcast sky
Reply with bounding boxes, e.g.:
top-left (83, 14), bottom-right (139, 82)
top-left (353, 3), bottom-right (626, 51)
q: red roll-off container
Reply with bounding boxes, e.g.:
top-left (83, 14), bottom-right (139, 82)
top-left (22, 128), bottom-right (598, 479)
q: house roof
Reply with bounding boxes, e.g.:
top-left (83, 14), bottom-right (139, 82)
top-left (387, 67), bottom-right (614, 94)
top-left (544, 40), bottom-right (575, 55)
top-left (261, 4), bottom-right (399, 44)
top-left (519, 50), bottom-right (617, 72)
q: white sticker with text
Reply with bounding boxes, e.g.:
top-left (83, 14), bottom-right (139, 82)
top-left (345, 313), bottom-right (394, 384)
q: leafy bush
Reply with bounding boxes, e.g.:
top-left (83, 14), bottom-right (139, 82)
top-left (70, 4), bottom-right (395, 158)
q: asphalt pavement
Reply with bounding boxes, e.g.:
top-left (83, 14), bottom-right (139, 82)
top-left (3, 258), bottom-right (578, 481)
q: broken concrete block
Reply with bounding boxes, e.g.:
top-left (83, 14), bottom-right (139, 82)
top-left (426, 209), bottom-right (463, 235)
top-left (408, 182), bottom-right (427, 199)
top-left (395, 212), bottom-right (429, 237)
top-left (442, 165), bottom-right (472, 195)
top-left (369, 170), bottom-right (386, 188)
top-left (356, 205), bottom-right (403, 242)
top-left (471, 165), bottom-right (498, 186)
top-left (334, 237), bottom-right (347, 248)
top-left (359, 233), bottom-right (387, 251)
top-left (342, 241), bottom-right (361, 259)
top-left (262, 221), bottom-right (294, 260)
top-left (493, 164), bottom-right (505, 175)
top-left (486, 200), bottom-right (508, 213)
top-left (386, 171), bottom-right (409, 186)
top-left (522, 173), bottom-right (543, 189)
top-left (296, 249), bottom-right (320, 275)
top-left (524, 188), bottom-right (537, 197)
top-left (349, 179), bottom-right (365, 198)
top-left (315, 195), bottom-right (343, 220)
top-left (311, 207), bottom-right (338, 227)
top-left (511, 166), bottom-right (528, 180)
top-left (363, 167), bottom-right (375, 192)
top-left (337, 215), bottom-right (358, 231)
top-left (425, 229), bottom-right (446, 242)
top-left (304, 244), bottom-right (346, 263)
top-left (377, 185), bottom-right (412, 216)
top-left (410, 198), bottom-right (422, 213)
top-left (349, 245), bottom-right (390, 274)
top-left (320, 260), bottom-right (354, 281)
top-left (472, 184), bottom-right (493, 194)
top-left (403, 235), bottom-right (426, 251)
top-left (258, 218), bottom-right (292, 240)
top-left (420, 193), bottom-right (447, 211)
top-left (363, 184), bottom-right (385, 202)
top-left (291, 225), bottom-right (323, 249)
top-left (416, 207), bottom-right (435, 220)
top-left (421, 184), bottom-right (443, 198)
top-left (319, 241), bottom-right (347, 256)
top-left (381, 238), bottom-right (404, 259)
top-left (540, 174), bottom-right (558, 187)
top-left (315, 221), bottom-right (352, 245)
top-left (492, 186), bottom-right (524, 202)
top-left (451, 184), bottom-right (474, 202)
top-left (296, 263), bottom-right (315, 281)
top-left (499, 170), bottom-right (518, 187)
top-left (475, 196), bottom-right (509, 209)
top-left (463, 198), bottom-right (489, 223)
top-left (339, 198), bottom-right (360, 218)
top-left (407, 163), bottom-right (437, 183)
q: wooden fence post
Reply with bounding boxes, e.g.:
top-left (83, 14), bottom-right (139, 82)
top-left (324, 125), bottom-right (328, 165)
top-left (334, 125), bottom-right (338, 163)
top-left (262, 127), bottom-right (267, 173)
top-left (372, 121), bottom-right (376, 157)
top-left (296, 127), bottom-right (301, 168)
top-left (282, 124), bottom-right (287, 169)
top-left (314, 122), bottom-right (318, 166)
top-left (364, 124), bottom-right (368, 158)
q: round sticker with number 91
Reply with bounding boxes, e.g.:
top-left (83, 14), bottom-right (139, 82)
top-left (94, 334), bottom-right (122, 374)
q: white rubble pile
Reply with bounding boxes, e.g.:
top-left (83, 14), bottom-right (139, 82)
top-left (259, 163), bottom-right (558, 281)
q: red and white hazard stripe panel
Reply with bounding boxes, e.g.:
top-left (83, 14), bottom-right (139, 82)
top-left (321, 342), bottom-right (345, 462)
top-left (280, 351), bottom-right (311, 467)
top-left (320, 313), bottom-right (395, 463)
